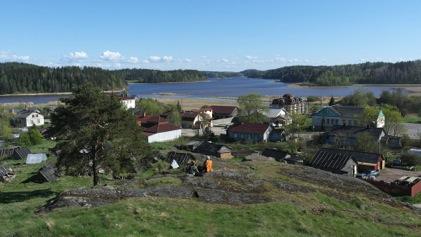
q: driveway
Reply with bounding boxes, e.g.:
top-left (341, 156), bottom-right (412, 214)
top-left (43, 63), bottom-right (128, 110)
top-left (377, 168), bottom-right (421, 183)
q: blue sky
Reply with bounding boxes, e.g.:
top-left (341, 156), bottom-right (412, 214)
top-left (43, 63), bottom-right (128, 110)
top-left (1, 0), bottom-right (421, 71)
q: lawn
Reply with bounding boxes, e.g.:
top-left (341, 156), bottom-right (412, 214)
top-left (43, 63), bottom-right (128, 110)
top-left (404, 114), bottom-right (421, 124)
top-left (1, 139), bottom-right (421, 236)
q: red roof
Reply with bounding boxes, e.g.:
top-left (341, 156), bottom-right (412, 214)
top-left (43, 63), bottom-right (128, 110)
top-left (136, 115), bottom-right (167, 125)
top-left (210, 106), bottom-right (237, 115)
top-left (181, 111), bottom-right (199, 120)
top-left (136, 115), bottom-right (180, 135)
top-left (142, 122), bottom-right (180, 136)
top-left (228, 123), bottom-right (270, 134)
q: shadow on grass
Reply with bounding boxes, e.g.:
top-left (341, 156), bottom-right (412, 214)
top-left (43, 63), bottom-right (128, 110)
top-left (0, 189), bottom-right (57, 204)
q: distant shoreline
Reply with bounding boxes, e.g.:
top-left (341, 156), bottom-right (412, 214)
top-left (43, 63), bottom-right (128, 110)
top-left (291, 82), bottom-right (421, 87)
top-left (0, 89), bottom-right (125, 97)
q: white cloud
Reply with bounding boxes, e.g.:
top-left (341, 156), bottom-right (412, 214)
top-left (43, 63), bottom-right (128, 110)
top-left (100, 50), bottom-right (122, 61)
top-left (148, 55), bottom-right (174, 63)
top-left (184, 58), bottom-right (192, 63)
top-left (148, 56), bottom-right (162, 62)
top-left (128, 56), bottom-right (139, 64)
top-left (245, 55), bottom-right (257, 60)
top-left (221, 58), bottom-right (229, 63)
top-left (0, 51), bottom-right (30, 62)
top-left (162, 56), bottom-right (173, 62)
top-left (69, 51), bottom-right (88, 60)
top-left (142, 59), bottom-right (150, 64)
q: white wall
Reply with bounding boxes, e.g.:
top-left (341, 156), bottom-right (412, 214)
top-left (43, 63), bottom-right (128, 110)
top-left (25, 113), bottom-right (44, 127)
top-left (148, 129), bottom-right (182, 143)
top-left (121, 99), bottom-right (136, 110)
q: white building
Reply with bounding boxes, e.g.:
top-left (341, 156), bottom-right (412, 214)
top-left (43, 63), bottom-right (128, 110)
top-left (137, 115), bottom-right (182, 143)
top-left (146, 127), bottom-right (182, 143)
top-left (15, 110), bottom-right (44, 128)
top-left (120, 97), bottom-right (136, 110)
top-left (263, 108), bottom-right (291, 127)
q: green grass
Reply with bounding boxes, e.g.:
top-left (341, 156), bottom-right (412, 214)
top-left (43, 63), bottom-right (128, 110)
top-left (403, 114), bottom-right (421, 124)
top-left (397, 193), bottom-right (421, 204)
top-left (1, 194), bottom-right (420, 237)
top-left (149, 137), bottom-right (190, 151)
top-left (1, 142), bottom-right (421, 236)
top-left (28, 139), bottom-right (57, 153)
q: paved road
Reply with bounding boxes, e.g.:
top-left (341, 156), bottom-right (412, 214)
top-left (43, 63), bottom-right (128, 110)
top-left (399, 123), bottom-right (421, 139)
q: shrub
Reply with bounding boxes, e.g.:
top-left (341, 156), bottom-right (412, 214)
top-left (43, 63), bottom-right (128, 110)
top-left (400, 153), bottom-right (418, 166)
top-left (28, 127), bottom-right (44, 145)
top-left (18, 132), bottom-right (31, 146)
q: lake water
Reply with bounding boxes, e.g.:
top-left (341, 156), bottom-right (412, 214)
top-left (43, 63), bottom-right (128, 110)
top-left (0, 77), bottom-right (412, 104)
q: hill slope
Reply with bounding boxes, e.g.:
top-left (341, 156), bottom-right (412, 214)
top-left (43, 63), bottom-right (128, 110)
top-left (1, 157), bottom-right (420, 237)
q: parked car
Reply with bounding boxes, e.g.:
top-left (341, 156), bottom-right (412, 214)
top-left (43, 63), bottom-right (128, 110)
top-left (357, 170), bottom-right (380, 179)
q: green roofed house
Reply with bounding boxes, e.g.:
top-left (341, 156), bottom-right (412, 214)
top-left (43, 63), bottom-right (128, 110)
top-left (311, 105), bottom-right (385, 131)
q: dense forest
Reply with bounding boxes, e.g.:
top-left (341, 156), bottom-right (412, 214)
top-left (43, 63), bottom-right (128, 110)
top-left (114, 68), bottom-right (206, 83)
top-left (242, 60), bottom-right (421, 86)
top-left (0, 63), bottom-right (206, 94)
top-left (0, 63), bottom-right (126, 94)
top-left (201, 71), bottom-right (242, 78)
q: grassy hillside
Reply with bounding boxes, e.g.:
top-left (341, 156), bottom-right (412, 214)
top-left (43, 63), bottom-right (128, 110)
top-left (1, 146), bottom-right (420, 236)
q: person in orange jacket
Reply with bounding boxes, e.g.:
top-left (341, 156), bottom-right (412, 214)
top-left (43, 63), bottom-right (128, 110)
top-left (203, 156), bottom-right (213, 173)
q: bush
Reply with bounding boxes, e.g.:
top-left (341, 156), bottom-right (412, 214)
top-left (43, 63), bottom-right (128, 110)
top-left (400, 153), bottom-right (418, 166)
top-left (18, 132), bottom-right (31, 146)
top-left (28, 127), bottom-right (44, 145)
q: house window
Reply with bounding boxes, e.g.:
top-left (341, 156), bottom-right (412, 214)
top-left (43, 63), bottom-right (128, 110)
top-left (326, 119), bottom-right (330, 124)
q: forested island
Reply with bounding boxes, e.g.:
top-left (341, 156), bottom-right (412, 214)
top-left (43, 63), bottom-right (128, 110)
top-left (242, 60), bottom-right (421, 86)
top-left (0, 63), bottom-right (206, 94)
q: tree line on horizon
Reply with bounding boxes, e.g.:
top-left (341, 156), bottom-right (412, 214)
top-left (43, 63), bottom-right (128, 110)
top-left (242, 60), bottom-right (421, 86)
top-left (0, 62), bottom-right (206, 94)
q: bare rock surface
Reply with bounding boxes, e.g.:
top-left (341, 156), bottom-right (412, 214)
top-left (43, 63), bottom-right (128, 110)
top-left (39, 162), bottom-right (395, 212)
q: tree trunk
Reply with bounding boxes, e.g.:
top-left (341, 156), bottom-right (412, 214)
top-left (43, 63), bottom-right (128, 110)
top-left (92, 157), bottom-right (99, 186)
top-left (92, 146), bottom-right (99, 186)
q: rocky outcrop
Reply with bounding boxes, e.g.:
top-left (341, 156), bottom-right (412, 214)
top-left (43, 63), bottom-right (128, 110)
top-left (39, 163), bottom-right (394, 212)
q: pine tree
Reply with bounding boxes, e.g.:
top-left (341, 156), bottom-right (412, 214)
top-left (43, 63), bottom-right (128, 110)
top-left (50, 85), bottom-right (150, 186)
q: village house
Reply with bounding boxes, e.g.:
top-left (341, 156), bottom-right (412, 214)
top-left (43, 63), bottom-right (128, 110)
top-left (312, 105), bottom-right (385, 130)
top-left (180, 109), bottom-right (213, 129)
top-left (14, 109), bottom-right (44, 128)
top-left (227, 123), bottom-right (272, 143)
top-left (311, 148), bottom-right (385, 176)
top-left (270, 94), bottom-right (308, 114)
top-left (181, 111), bottom-right (201, 128)
top-left (263, 108), bottom-right (291, 127)
top-left (325, 126), bottom-right (386, 149)
top-left (137, 115), bottom-right (182, 143)
top-left (193, 141), bottom-right (233, 159)
top-left (119, 96), bottom-right (136, 110)
top-left (210, 105), bottom-right (238, 119)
